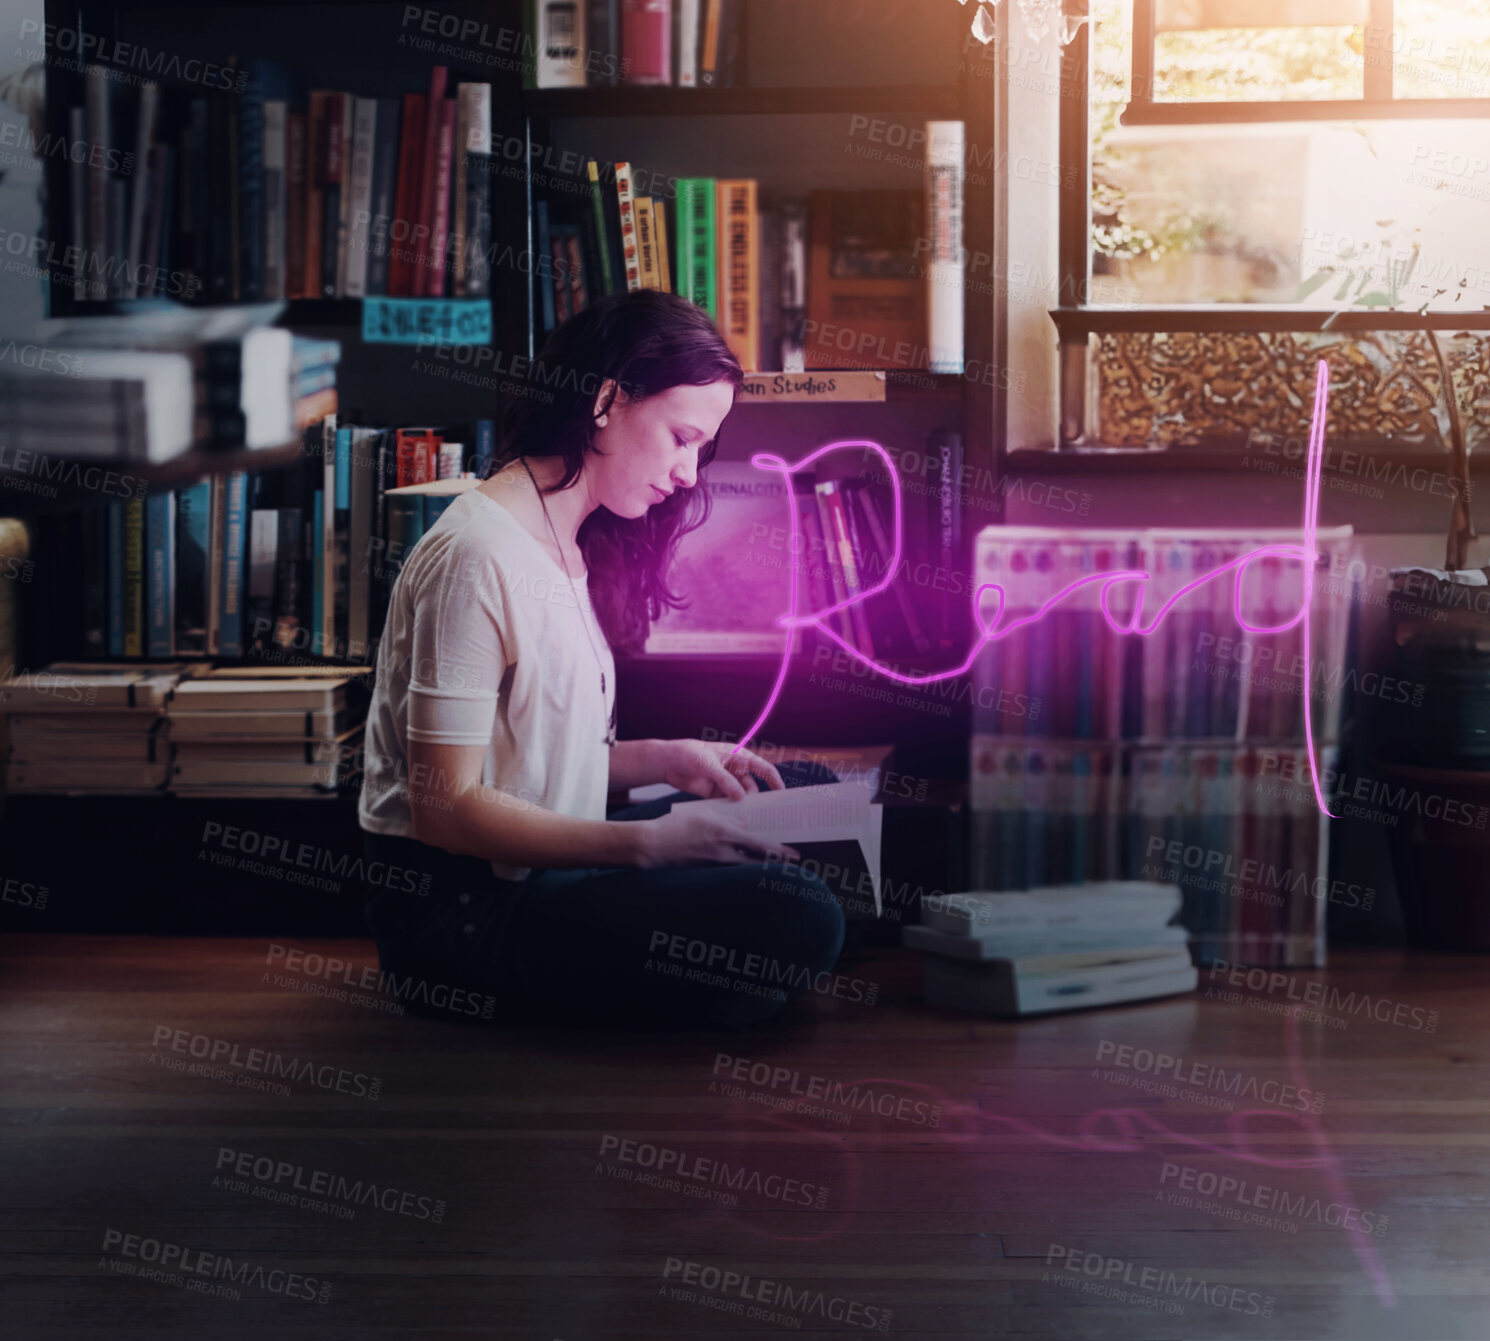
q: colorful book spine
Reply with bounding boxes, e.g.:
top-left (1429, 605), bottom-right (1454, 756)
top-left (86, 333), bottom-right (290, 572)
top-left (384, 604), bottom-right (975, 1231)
top-left (621, 0), bottom-right (672, 84)
top-left (107, 501), bottom-right (125, 656)
top-left (676, 177), bottom-right (717, 317)
top-left (122, 497), bottom-right (145, 656)
top-left (925, 120), bottom-right (966, 374)
top-left (388, 92), bottom-right (426, 297)
top-left (717, 179), bottom-right (759, 371)
top-left (426, 96), bottom-right (456, 298)
top-left (634, 197), bottom-right (659, 289)
top-left (615, 162), bottom-right (643, 292)
top-left (584, 160), bottom-right (617, 297)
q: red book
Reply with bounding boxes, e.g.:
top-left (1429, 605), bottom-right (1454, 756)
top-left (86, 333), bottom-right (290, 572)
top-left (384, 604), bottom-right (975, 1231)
top-left (621, 0), bottom-right (672, 85)
top-left (395, 429), bottom-right (442, 488)
top-left (414, 67), bottom-right (449, 296)
top-left (388, 93), bottom-right (426, 297)
top-left (425, 98), bottom-right (456, 298)
top-left (285, 111), bottom-right (307, 298)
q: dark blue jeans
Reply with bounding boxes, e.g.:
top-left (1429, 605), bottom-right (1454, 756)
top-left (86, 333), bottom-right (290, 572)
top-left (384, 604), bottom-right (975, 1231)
top-left (361, 761), bottom-right (845, 1029)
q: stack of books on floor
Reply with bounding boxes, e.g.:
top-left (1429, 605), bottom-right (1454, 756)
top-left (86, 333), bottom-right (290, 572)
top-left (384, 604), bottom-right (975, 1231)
top-left (0, 306), bottom-right (338, 463)
top-left (530, 124), bottom-right (965, 376)
top-left (907, 883), bottom-right (1196, 1016)
top-left (166, 667), bottom-right (368, 797)
top-left (63, 62), bottom-right (492, 304)
top-left (1, 662), bottom-right (205, 795)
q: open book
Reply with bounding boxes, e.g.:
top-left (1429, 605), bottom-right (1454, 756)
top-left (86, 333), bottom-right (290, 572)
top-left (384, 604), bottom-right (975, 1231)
top-left (680, 781), bottom-right (884, 916)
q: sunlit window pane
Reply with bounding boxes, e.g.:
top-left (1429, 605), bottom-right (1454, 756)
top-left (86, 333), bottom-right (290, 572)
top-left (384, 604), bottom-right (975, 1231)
top-left (1392, 0), bottom-right (1490, 98)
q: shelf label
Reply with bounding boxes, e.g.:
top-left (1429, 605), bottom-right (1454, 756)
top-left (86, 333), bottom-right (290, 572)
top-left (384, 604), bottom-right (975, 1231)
top-left (361, 298), bottom-right (491, 346)
top-left (738, 371), bottom-right (888, 403)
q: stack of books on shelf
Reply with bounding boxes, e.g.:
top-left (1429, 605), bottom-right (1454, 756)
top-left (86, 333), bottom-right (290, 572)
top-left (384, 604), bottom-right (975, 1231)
top-left (50, 413), bottom-right (495, 666)
top-left (529, 0), bottom-right (744, 89)
top-left (530, 120), bottom-right (965, 376)
top-left (0, 662), bottom-right (205, 795)
top-left (644, 443), bottom-right (965, 659)
top-left (167, 667), bottom-right (368, 797)
top-left (907, 883), bottom-right (1197, 1016)
top-left (64, 61), bottom-right (492, 305)
top-left (968, 525), bottom-right (1359, 968)
top-left (0, 307), bottom-right (336, 464)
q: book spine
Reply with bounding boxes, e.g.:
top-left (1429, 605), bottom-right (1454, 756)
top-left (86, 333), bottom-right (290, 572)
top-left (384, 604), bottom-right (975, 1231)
top-left (304, 92), bottom-right (328, 302)
top-left (84, 66), bottom-right (110, 300)
top-left (320, 95), bottom-right (344, 298)
top-left (717, 179), bottom-right (759, 371)
top-left (474, 420), bottom-right (497, 477)
top-left (218, 471), bottom-right (249, 657)
top-left (813, 485), bottom-right (853, 649)
top-left (247, 507), bottom-right (278, 649)
top-left (333, 427), bottom-right (352, 659)
top-left (683, 177), bottom-right (716, 317)
top-left (677, 0), bottom-right (700, 86)
top-left (586, 0), bottom-right (620, 87)
top-left (388, 93), bottom-right (426, 297)
top-left (653, 197), bottom-right (672, 291)
top-left (818, 482), bottom-right (873, 656)
top-left (414, 68), bottom-right (449, 296)
top-left (82, 507), bottom-right (107, 656)
top-left (125, 81), bottom-right (159, 299)
top-left (262, 99), bottom-right (288, 300)
top-left (452, 86), bottom-right (473, 292)
top-left (634, 197), bottom-right (658, 289)
top-left (926, 121), bottom-right (965, 374)
top-left (238, 67), bottom-right (265, 302)
top-left (145, 490), bottom-right (175, 657)
top-left (312, 489), bottom-right (325, 657)
top-left (698, 0), bottom-right (723, 87)
top-left (565, 230), bottom-right (587, 311)
top-left (122, 496), bottom-right (145, 656)
top-left (426, 97), bottom-right (456, 298)
top-left (320, 414), bottom-right (338, 656)
top-left (68, 105), bottom-right (88, 299)
top-left (107, 502), bottom-right (126, 655)
top-left (334, 93), bottom-right (354, 298)
top-left (175, 479), bottom-right (211, 654)
top-left (463, 148), bottom-right (492, 297)
top-left (621, 0), bottom-right (671, 84)
top-left (615, 163), bottom-right (642, 291)
top-left (779, 198), bottom-right (808, 373)
top-left (138, 145), bottom-right (172, 300)
top-left (550, 231), bottom-right (572, 322)
top-left (365, 98), bottom-right (403, 297)
top-left (932, 428), bottom-right (963, 650)
top-left (535, 199), bottom-right (557, 331)
top-left (344, 97), bottom-right (378, 298)
top-left (286, 111), bottom-right (308, 298)
top-left (385, 496), bottom-right (426, 587)
top-left (535, 0), bottom-right (588, 88)
top-left (584, 160), bottom-right (616, 296)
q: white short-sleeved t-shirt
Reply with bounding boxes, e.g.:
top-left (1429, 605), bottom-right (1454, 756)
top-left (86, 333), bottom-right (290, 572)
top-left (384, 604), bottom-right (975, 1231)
top-left (358, 487), bottom-right (616, 879)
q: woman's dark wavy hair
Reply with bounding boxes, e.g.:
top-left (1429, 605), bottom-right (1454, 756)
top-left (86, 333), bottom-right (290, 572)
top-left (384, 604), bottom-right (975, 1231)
top-left (496, 289), bottom-right (744, 656)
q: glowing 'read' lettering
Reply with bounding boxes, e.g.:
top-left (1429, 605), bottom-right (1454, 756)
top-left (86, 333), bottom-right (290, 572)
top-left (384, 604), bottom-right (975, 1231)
top-left (735, 360), bottom-right (1338, 820)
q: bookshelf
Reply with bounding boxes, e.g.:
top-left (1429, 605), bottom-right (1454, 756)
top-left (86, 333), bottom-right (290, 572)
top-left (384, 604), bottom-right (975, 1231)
top-left (515, 3), bottom-right (997, 779)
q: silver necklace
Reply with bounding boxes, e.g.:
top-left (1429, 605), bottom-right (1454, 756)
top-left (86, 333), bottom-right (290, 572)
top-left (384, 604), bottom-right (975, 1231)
top-left (519, 456), bottom-right (617, 748)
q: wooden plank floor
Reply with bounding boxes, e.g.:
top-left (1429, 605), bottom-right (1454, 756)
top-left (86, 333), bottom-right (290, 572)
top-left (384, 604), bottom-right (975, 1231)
top-left (3, 934), bottom-right (1489, 1339)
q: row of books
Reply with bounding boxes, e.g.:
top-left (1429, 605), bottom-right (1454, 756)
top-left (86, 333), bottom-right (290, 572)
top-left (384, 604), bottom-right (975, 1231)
top-left (65, 61), bottom-right (493, 304)
top-left (1, 664), bottom-right (367, 797)
top-left (971, 526), bottom-right (1358, 744)
top-left (529, 0), bottom-right (744, 89)
top-left (968, 740), bottom-right (1335, 968)
top-left (0, 307), bottom-right (337, 462)
top-left (59, 415), bottom-right (495, 664)
top-left (907, 884), bottom-right (1197, 1016)
top-left (644, 437), bottom-right (965, 660)
top-left (534, 125), bottom-right (965, 375)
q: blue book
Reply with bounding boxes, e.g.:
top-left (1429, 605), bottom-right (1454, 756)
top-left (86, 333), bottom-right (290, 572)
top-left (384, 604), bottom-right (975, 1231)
top-left (145, 491), bottom-right (176, 658)
top-left (106, 501), bottom-right (125, 657)
top-left (218, 471), bottom-right (249, 657)
top-left (312, 490), bottom-right (325, 658)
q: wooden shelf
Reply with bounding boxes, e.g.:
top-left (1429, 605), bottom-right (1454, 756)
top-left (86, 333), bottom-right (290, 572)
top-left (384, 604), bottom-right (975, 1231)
top-left (524, 84), bottom-right (965, 120)
top-left (1051, 305), bottom-right (1490, 337)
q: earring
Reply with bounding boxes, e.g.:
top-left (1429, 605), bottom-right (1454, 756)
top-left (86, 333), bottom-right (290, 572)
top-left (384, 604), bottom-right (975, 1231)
top-left (595, 414), bottom-right (609, 428)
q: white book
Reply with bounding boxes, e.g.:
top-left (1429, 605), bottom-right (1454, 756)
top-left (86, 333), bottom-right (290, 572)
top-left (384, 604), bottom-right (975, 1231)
top-left (677, 0), bottom-right (700, 86)
top-left (262, 99), bottom-right (289, 300)
top-left (7, 710), bottom-right (164, 736)
top-left (171, 677), bottom-right (353, 714)
top-left (923, 953), bottom-right (1198, 1017)
top-left (9, 729), bottom-right (165, 764)
top-left (921, 883), bottom-right (1183, 936)
top-left (904, 922), bottom-right (1190, 963)
top-left (7, 759), bottom-right (172, 793)
top-left (174, 724), bottom-right (359, 765)
top-left (680, 781), bottom-right (883, 915)
top-left (925, 120), bottom-right (965, 374)
top-left (536, 0), bottom-right (588, 88)
top-left (172, 756), bottom-right (343, 790)
top-left (344, 97), bottom-right (377, 298)
top-left (168, 706), bottom-right (354, 742)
